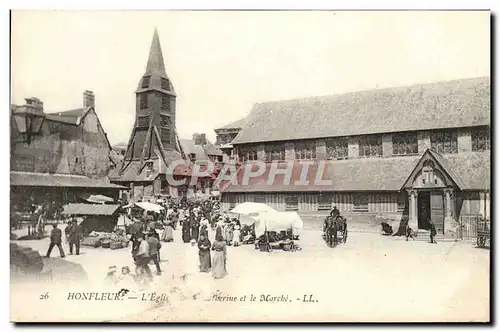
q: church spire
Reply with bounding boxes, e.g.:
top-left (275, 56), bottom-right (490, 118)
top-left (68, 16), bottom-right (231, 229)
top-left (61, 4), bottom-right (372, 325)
top-left (145, 27), bottom-right (167, 77)
top-left (136, 28), bottom-right (175, 95)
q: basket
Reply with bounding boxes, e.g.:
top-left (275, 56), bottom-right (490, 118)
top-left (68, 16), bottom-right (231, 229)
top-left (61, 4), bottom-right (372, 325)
top-left (282, 242), bottom-right (293, 251)
top-left (82, 236), bottom-right (101, 248)
top-left (101, 240), bottom-right (111, 249)
top-left (110, 242), bottom-right (123, 250)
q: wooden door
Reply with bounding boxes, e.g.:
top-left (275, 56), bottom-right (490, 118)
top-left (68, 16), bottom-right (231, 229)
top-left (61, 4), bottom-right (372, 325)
top-left (430, 192), bottom-right (444, 234)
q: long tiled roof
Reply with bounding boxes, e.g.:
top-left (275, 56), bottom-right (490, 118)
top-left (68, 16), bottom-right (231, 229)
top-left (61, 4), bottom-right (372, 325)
top-left (221, 151), bottom-right (489, 193)
top-left (62, 203), bottom-right (121, 216)
top-left (10, 171), bottom-right (126, 189)
top-left (232, 77), bottom-right (490, 144)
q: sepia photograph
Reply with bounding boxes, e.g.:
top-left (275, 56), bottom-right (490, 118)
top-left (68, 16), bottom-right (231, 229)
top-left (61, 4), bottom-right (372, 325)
top-left (9, 10), bottom-right (490, 322)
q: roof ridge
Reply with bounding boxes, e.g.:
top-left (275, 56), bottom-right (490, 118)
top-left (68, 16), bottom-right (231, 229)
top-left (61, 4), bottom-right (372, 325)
top-left (254, 76), bottom-right (490, 106)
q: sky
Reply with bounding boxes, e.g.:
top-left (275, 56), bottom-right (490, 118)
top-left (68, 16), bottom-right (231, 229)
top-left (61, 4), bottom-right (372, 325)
top-left (11, 10), bottom-right (490, 146)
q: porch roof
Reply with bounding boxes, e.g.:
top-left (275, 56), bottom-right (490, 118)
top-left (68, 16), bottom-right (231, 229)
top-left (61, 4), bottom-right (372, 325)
top-left (10, 171), bottom-right (126, 189)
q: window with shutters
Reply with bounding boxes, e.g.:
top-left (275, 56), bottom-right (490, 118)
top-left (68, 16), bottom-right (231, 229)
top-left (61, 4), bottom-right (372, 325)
top-left (392, 132), bottom-right (418, 155)
top-left (265, 143), bottom-right (286, 162)
top-left (359, 135), bottom-right (383, 158)
top-left (353, 194), bottom-right (369, 212)
top-left (161, 128), bottom-right (171, 143)
top-left (430, 130), bottom-right (458, 154)
top-left (161, 78), bottom-right (170, 90)
top-left (471, 127), bottom-right (490, 151)
top-left (325, 137), bottom-right (348, 160)
top-left (238, 145), bottom-right (258, 162)
top-left (161, 95), bottom-right (170, 111)
top-left (140, 93), bottom-right (148, 109)
top-left (137, 115), bottom-right (149, 127)
top-left (142, 75), bottom-right (151, 88)
top-left (285, 195), bottom-right (299, 211)
top-left (294, 140), bottom-right (316, 160)
top-left (318, 193), bottom-right (332, 211)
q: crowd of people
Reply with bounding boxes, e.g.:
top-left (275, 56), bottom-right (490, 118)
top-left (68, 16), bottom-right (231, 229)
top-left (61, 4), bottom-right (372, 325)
top-left (124, 196), bottom-right (251, 287)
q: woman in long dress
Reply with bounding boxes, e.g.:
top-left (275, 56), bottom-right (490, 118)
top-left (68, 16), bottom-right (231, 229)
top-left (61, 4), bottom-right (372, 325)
top-left (211, 233), bottom-right (227, 279)
top-left (225, 221), bottom-right (234, 245)
top-left (233, 224), bottom-right (241, 247)
top-left (198, 234), bottom-right (211, 272)
top-left (162, 218), bottom-right (174, 242)
top-left (191, 216), bottom-right (200, 242)
top-left (182, 217), bottom-right (191, 243)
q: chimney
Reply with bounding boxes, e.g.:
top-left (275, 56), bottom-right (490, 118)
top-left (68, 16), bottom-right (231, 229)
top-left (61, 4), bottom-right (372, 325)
top-left (83, 90), bottom-right (95, 108)
top-left (24, 97), bottom-right (44, 115)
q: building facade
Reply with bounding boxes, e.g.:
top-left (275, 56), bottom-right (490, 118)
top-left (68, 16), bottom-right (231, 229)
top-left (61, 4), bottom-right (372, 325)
top-left (219, 77), bottom-right (490, 237)
top-left (10, 91), bottom-right (124, 211)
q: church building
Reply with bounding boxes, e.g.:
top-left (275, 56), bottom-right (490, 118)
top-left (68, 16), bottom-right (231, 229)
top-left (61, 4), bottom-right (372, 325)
top-left (218, 77), bottom-right (491, 238)
top-left (109, 29), bottom-right (214, 201)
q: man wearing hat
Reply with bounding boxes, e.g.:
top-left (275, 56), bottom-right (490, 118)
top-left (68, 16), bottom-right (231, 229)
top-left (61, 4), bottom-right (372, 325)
top-left (134, 232), bottom-right (153, 281)
top-left (147, 230), bottom-right (162, 275)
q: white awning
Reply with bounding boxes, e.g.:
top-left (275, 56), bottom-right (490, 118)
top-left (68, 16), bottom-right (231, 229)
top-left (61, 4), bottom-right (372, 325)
top-left (135, 202), bottom-right (165, 212)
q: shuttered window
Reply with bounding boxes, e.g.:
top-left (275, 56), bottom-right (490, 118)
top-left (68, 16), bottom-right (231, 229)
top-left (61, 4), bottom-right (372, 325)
top-left (393, 132), bottom-right (418, 155)
top-left (161, 95), bottom-right (171, 111)
top-left (431, 130), bottom-right (458, 154)
top-left (140, 93), bottom-right (148, 109)
top-left (295, 140), bottom-right (316, 160)
top-left (326, 138), bottom-right (348, 160)
top-left (359, 135), bottom-right (383, 158)
top-left (318, 193), bottom-right (332, 211)
top-left (472, 127), bottom-right (490, 151)
top-left (161, 78), bottom-right (170, 90)
top-left (353, 194), bottom-right (369, 212)
top-left (265, 143), bottom-right (286, 161)
top-left (285, 195), bottom-right (299, 211)
top-left (142, 76), bottom-right (151, 88)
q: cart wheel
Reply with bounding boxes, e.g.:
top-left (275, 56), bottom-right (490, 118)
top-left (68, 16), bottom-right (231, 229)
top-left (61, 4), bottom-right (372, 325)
top-left (477, 237), bottom-right (486, 247)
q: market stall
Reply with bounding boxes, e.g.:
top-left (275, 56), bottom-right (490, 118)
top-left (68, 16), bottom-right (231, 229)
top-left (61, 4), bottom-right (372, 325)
top-left (252, 211), bottom-right (303, 251)
top-left (61, 203), bottom-right (129, 249)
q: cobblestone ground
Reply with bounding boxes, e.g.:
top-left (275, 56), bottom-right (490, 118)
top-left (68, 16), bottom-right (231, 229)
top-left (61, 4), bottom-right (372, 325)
top-left (10, 226), bottom-right (489, 322)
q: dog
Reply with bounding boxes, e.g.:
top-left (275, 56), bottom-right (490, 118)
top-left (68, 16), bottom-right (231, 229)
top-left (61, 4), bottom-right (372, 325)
top-left (405, 225), bottom-right (418, 241)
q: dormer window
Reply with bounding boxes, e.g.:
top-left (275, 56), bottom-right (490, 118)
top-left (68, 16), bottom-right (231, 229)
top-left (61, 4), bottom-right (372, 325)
top-left (161, 78), bottom-right (170, 90)
top-left (142, 76), bottom-right (151, 88)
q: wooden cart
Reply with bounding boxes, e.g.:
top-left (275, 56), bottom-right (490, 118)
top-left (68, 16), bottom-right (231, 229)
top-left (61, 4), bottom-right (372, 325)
top-left (476, 219), bottom-right (490, 248)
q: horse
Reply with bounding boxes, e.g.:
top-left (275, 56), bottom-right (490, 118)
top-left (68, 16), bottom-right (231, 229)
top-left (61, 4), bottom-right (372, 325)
top-left (323, 215), bottom-right (348, 247)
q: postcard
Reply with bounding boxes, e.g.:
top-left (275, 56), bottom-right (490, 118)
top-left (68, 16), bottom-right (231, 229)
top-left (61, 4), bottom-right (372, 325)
top-left (9, 10), bottom-right (490, 322)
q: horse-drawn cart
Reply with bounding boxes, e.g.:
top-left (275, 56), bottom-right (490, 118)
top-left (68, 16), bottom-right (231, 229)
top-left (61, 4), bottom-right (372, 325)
top-left (323, 215), bottom-right (348, 247)
top-left (476, 219), bottom-right (490, 248)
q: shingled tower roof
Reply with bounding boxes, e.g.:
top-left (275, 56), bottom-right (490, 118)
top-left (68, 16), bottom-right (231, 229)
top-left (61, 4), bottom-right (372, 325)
top-left (109, 28), bottom-right (186, 182)
top-left (136, 27), bottom-right (176, 96)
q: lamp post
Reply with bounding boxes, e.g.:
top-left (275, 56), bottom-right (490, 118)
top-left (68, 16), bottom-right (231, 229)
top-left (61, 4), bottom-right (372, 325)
top-left (12, 98), bottom-right (45, 145)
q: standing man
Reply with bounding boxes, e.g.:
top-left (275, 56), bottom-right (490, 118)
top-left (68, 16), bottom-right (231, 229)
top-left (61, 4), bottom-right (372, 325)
top-left (147, 231), bottom-right (162, 275)
top-left (46, 224), bottom-right (65, 258)
top-left (68, 219), bottom-right (82, 255)
top-left (429, 220), bottom-right (438, 244)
